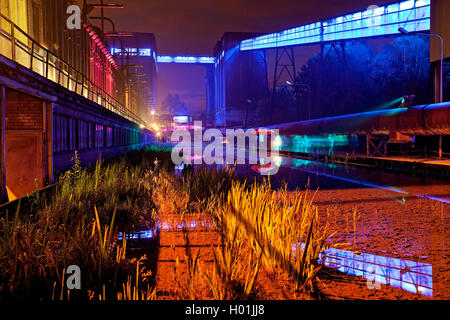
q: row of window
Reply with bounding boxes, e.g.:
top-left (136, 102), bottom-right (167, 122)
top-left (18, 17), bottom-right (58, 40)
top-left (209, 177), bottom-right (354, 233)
top-left (240, 0), bottom-right (430, 51)
top-left (53, 114), bottom-right (141, 153)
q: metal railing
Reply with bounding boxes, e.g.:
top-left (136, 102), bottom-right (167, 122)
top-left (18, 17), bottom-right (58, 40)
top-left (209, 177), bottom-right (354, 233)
top-left (0, 13), bottom-right (146, 127)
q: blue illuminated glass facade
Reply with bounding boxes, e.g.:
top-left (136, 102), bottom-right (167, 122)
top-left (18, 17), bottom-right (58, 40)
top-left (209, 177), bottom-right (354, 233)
top-left (110, 47), bottom-right (152, 56)
top-left (319, 248), bottom-right (433, 297)
top-left (240, 0), bottom-right (431, 51)
top-left (157, 55), bottom-right (215, 64)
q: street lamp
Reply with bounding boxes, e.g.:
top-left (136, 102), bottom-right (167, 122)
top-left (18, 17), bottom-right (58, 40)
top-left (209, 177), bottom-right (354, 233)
top-left (286, 81), bottom-right (311, 120)
top-left (398, 27), bottom-right (444, 103)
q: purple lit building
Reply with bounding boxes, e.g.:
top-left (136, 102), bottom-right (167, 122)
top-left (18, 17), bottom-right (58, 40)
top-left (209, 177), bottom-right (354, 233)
top-left (110, 33), bottom-right (158, 124)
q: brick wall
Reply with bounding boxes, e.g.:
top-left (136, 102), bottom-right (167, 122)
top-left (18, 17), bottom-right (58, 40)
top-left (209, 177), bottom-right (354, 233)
top-left (5, 88), bottom-right (43, 130)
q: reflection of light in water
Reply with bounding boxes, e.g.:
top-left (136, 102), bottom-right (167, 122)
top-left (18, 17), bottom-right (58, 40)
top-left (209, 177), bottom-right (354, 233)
top-left (272, 155), bottom-right (282, 167)
top-left (118, 230), bottom-right (153, 240)
top-left (250, 156), bottom-right (283, 175)
top-left (175, 163), bottom-right (186, 171)
top-left (291, 158), bottom-right (338, 169)
top-left (286, 157), bottom-right (450, 205)
top-left (417, 194), bottom-right (450, 204)
top-left (158, 220), bottom-right (214, 231)
top-left (283, 134), bottom-right (353, 155)
top-left (320, 248), bottom-right (433, 297)
top-left (161, 222), bottom-right (169, 230)
top-left (292, 158), bottom-right (312, 168)
top-left (294, 244), bottom-right (433, 297)
top-left (272, 135), bottom-right (282, 150)
top-left (188, 155), bottom-right (203, 162)
top-left (293, 166), bottom-right (409, 194)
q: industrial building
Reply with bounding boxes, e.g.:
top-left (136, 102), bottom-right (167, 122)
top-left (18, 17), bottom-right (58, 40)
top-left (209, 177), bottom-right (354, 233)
top-left (110, 32), bottom-right (158, 124)
top-left (0, 0), bottom-right (155, 201)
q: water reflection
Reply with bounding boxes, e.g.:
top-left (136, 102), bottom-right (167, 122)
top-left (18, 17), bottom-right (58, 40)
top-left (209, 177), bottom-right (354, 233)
top-left (319, 248), bottom-right (433, 297)
top-left (118, 230), bottom-right (154, 240)
top-left (159, 220), bottom-right (214, 231)
top-left (116, 219), bottom-right (215, 241)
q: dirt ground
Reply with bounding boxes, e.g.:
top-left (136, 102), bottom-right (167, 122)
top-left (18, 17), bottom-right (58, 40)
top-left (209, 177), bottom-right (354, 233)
top-left (312, 185), bottom-right (449, 300)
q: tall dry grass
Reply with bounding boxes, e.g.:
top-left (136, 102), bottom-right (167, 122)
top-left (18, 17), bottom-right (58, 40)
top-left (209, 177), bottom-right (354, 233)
top-left (167, 177), bottom-right (341, 299)
top-left (0, 148), bottom-right (166, 300)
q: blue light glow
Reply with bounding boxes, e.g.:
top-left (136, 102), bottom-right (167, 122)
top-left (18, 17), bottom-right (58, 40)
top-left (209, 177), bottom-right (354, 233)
top-left (118, 230), bottom-right (154, 240)
top-left (292, 165), bottom-right (410, 194)
top-left (240, 0), bottom-right (430, 51)
top-left (282, 134), bottom-right (353, 155)
top-left (157, 55), bottom-right (215, 64)
top-left (319, 248), bottom-right (433, 297)
top-left (173, 116), bottom-right (189, 123)
top-left (417, 194), bottom-right (450, 204)
top-left (139, 48), bottom-right (151, 56)
top-left (110, 47), bottom-right (152, 56)
top-left (157, 55), bottom-right (174, 63)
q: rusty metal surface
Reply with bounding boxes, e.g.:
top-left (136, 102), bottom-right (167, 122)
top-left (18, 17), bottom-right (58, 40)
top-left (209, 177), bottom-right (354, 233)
top-left (270, 103), bottom-right (450, 136)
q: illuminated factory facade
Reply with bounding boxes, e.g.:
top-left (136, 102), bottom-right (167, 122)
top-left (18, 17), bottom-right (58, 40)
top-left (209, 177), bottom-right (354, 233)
top-left (110, 33), bottom-right (158, 124)
top-left (211, 0), bottom-right (449, 127)
top-left (213, 32), bottom-right (269, 127)
top-left (0, 0), bottom-right (156, 201)
top-left (152, 0), bottom-right (444, 128)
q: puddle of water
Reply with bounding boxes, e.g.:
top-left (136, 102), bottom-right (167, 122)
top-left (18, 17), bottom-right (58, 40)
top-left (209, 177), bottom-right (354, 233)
top-left (117, 218), bottom-right (216, 244)
top-left (159, 220), bottom-right (214, 231)
top-left (118, 229), bottom-right (154, 240)
top-left (292, 243), bottom-right (433, 297)
top-left (417, 194), bottom-right (450, 204)
top-left (319, 248), bottom-right (433, 297)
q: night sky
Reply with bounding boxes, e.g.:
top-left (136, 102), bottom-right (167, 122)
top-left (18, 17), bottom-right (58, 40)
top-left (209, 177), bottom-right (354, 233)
top-left (103, 0), bottom-right (397, 113)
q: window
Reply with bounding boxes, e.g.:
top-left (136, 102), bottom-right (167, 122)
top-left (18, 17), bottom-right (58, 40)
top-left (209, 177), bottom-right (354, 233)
top-left (79, 120), bottom-right (88, 150)
top-left (53, 114), bottom-right (68, 153)
top-left (88, 122), bottom-right (94, 149)
top-left (121, 128), bottom-right (126, 145)
top-left (95, 124), bottom-right (104, 148)
top-left (69, 118), bottom-right (77, 151)
top-left (106, 127), bottom-right (113, 147)
top-left (132, 129), bottom-right (138, 144)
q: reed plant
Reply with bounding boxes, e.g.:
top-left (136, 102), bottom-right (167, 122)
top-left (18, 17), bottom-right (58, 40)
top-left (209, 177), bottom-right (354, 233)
top-left (116, 256), bottom-right (156, 301)
top-left (210, 180), bottom-right (338, 294)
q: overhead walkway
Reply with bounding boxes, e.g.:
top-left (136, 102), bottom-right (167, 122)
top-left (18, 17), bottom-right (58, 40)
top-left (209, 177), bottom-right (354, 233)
top-left (240, 0), bottom-right (431, 51)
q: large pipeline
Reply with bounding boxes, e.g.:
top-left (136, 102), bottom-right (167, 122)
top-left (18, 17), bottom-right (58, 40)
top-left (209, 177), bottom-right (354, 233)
top-left (269, 102), bottom-right (450, 138)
